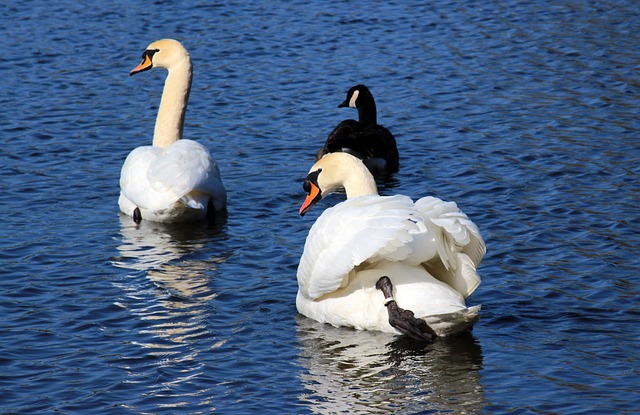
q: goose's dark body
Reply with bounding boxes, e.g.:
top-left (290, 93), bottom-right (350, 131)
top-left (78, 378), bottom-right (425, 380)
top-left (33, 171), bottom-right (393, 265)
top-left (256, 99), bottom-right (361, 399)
top-left (316, 85), bottom-right (399, 175)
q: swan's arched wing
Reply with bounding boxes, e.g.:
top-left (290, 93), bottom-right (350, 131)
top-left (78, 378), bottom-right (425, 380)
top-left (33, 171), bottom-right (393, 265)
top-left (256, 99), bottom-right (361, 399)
top-left (120, 140), bottom-right (226, 211)
top-left (152, 140), bottom-right (226, 210)
top-left (297, 195), bottom-right (421, 300)
top-left (119, 145), bottom-right (175, 210)
top-left (148, 140), bottom-right (223, 196)
top-left (414, 196), bottom-right (486, 298)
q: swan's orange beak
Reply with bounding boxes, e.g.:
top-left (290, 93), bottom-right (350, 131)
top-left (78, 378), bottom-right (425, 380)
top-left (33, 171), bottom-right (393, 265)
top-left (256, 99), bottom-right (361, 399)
top-left (130, 51), bottom-right (154, 76)
top-left (300, 170), bottom-right (323, 216)
top-left (300, 183), bottom-right (321, 216)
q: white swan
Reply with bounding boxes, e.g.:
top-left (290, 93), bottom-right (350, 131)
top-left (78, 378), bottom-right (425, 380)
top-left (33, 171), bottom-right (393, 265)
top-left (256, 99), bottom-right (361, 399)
top-left (119, 39), bottom-right (226, 223)
top-left (297, 152), bottom-right (485, 341)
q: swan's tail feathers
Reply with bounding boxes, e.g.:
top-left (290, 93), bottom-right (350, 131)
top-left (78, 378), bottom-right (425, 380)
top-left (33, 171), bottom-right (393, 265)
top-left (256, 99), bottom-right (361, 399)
top-left (452, 253), bottom-right (481, 298)
top-left (179, 190), bottom-right (211, 210)
top-left (423, 305), bottom-right (481, 337)
top-left (423, 252), bottom-right (481, 299)
top-left (415, 196), bottom-right (486, 299)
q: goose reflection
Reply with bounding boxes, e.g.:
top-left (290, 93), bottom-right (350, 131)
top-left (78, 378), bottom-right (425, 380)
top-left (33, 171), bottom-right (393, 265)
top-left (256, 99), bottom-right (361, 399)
top-left (296, 317), bottom-right (486, 414)
top-left (111, 215), bottom-right (228, 399)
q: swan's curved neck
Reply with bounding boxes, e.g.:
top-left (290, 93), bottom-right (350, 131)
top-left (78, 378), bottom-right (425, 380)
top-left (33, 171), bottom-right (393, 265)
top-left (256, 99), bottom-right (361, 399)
top-left (344, 169), bottom-right (378, 198)
top-left (335, 156), bottom-right (379, 198)
top-left (153, 57), bottom-right (192, 148)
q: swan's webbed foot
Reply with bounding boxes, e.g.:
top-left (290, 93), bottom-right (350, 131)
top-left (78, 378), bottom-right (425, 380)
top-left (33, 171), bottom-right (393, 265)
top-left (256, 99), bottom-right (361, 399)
top-left (133, 208), bottom-right (142, 223)
top-left (376, 276), bottom-right (436, 342)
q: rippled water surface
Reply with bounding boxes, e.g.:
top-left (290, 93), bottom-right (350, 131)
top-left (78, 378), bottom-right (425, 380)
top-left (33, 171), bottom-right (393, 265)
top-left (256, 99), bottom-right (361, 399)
top-left (2, 1), bottom-right (639, 414)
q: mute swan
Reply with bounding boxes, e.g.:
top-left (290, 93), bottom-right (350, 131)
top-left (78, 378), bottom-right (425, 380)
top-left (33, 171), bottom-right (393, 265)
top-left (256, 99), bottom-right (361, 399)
top-left (315, 85), bottom-right (399, 176)
top-left (297, 152), bottom-right (485, 341)
top-left (119, 39), bottom-right (226, 223)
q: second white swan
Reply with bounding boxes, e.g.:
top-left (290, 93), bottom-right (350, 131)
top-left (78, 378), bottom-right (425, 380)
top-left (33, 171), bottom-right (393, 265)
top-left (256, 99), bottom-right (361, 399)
top-left (119, 39), bottom-right (226, 223)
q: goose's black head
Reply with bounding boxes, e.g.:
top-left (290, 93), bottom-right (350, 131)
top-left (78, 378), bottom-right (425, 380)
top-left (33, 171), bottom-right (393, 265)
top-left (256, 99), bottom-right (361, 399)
top-left (338, 84), bottom-right (374, 109)
top-left (338, 84), bottom-right (377, 126)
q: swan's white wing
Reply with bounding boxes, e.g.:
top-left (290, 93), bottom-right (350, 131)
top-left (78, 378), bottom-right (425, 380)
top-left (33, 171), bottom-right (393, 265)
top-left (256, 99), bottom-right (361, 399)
top-left (298, 195), bottom-right (422, 300)
top-left (120, 140), bottom-right (226, 211)
top-left (414, 196), bottom-right (486, 298)
top-left (147, 140), bottom-right (218, 197)
top-left (120, 145), bottom-right (173, 210)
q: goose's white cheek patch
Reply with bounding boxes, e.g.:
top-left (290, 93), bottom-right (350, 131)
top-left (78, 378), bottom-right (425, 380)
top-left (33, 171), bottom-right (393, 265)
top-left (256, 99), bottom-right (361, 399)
top-left (349, 90), bottom-right (359, 108)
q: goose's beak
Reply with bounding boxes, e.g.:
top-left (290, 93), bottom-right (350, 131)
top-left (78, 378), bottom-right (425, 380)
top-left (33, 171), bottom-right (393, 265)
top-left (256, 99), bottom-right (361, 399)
top-left (338, 99), bottom-right (349, 108)
top-left (130, 52), bottom-right (154, 76)
top-left (300, 172), bottom-right (322, 216)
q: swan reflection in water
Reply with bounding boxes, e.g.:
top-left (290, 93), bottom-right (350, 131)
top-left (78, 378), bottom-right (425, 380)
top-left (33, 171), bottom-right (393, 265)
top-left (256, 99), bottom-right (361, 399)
top-left (112, 214), bottom-right (228, 333)
top-left (111, 215), bottom-right (228, 395)
top-left (296, 317), bottom-right (486, 414)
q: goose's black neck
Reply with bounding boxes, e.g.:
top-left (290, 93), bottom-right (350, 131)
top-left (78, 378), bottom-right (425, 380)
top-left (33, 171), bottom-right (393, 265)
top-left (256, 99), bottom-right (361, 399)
top-left (357, 96), bottom-right (377, 127)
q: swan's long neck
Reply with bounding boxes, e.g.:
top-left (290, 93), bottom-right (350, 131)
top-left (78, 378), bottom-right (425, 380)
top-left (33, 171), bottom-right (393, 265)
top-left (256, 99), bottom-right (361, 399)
top-left (344, 169), bottom-right (378, 198)
top-left (153, 57), bottom-right (192, 148)
top-left (334, 155), bottom-right (379, 198)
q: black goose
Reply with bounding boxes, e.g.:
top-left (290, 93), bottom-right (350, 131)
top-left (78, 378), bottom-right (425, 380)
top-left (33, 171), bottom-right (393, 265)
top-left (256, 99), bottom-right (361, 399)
top-left (315, 85), bottom-right (399, 176)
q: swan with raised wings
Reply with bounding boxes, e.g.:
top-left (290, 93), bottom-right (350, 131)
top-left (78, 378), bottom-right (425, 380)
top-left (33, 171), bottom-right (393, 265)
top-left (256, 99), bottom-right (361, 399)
top-left (119, 39), bottom-right (226, 223)
top-left (315, 85), bottom-right (399, 176)
top-left (297, 152), bottom-right (485, 341)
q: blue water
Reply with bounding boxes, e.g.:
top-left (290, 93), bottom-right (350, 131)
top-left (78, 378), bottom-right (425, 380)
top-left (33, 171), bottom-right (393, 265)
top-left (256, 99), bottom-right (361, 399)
top-left (2, 1), bottom-right (639, 414)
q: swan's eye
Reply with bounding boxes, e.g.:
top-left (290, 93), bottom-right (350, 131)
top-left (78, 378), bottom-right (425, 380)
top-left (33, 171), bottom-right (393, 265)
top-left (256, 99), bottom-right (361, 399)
top-left (142, 49), bottom-right (160, 60)
top-left (303, 169), bottom-right (322, 193)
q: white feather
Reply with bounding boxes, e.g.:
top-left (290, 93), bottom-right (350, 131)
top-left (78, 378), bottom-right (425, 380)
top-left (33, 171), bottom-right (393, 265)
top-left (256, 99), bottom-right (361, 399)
top-left (119, 140), bottom-right (226, 222)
